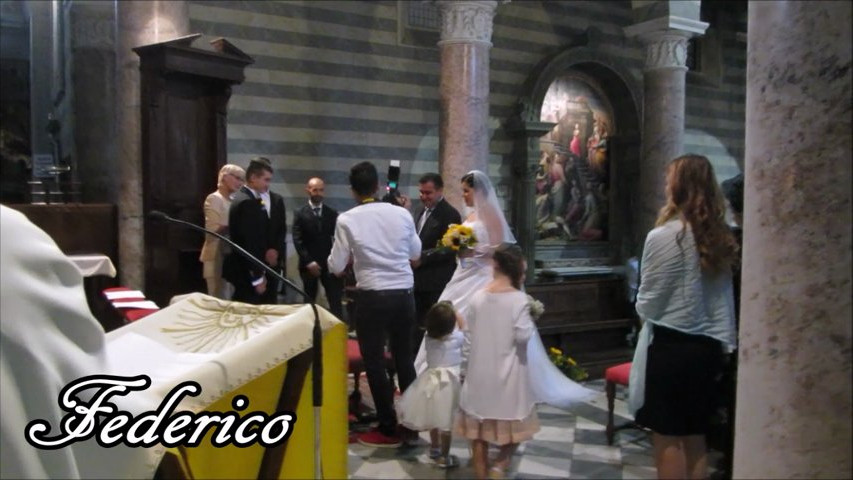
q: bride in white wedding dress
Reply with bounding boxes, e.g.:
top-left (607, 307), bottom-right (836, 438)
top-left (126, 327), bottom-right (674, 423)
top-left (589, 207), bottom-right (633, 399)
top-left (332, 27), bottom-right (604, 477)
top-left (415, 170), bottom-right (594, 409)
top-left (429, 171), bottom-right (515, 320)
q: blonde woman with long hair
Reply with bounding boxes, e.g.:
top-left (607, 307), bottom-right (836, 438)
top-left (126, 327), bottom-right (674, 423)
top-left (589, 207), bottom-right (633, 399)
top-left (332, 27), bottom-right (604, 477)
top-left (199, 164), bottom-right (245, 299)
top-left (628, 154), bottom-right (738, 479)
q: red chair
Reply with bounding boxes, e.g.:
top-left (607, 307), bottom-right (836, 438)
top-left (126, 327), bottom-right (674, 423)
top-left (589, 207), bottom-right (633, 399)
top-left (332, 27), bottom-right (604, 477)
top-left (103, 286), bottom-right (134, 293)
top-left (346, 338), bottom-right (396, 417)
top-left (604, 361), bottom-right (646, 445)
top-left (102, 287), bottom-right (158, 324)
top-left (122, 308), bottom-right (158, 323)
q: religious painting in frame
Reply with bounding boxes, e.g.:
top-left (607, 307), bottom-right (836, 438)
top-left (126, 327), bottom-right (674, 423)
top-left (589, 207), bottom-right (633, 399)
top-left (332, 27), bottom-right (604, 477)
top-left (536, 72), bottom-right (615, 244)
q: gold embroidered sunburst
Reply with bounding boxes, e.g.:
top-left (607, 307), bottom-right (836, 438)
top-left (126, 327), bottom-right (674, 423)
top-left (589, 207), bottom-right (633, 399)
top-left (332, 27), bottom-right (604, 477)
top-left (160, 297), bottom-right (283, 353)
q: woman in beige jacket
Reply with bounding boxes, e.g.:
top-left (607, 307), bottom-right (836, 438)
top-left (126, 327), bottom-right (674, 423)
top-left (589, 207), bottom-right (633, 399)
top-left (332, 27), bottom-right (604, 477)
top-left (199, 164), bottom-right (245, 298)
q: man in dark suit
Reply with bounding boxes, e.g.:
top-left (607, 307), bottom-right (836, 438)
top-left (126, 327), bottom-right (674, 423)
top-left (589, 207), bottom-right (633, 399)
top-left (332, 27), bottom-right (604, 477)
top-left (226, 157), bottom-right (287, 305)
top-left (411, 172), bottom-right (461, 351)
top-left (292, 176), bottom-right (343, 319)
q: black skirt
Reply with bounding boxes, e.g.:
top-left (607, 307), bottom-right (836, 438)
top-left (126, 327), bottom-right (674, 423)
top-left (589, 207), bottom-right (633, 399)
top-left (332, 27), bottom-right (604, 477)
top-left (635, 324), bottom-right (724, 436)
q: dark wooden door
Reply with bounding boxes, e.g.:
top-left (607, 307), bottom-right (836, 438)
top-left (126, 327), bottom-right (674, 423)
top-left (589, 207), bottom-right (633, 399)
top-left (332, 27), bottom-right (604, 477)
top-left (143, 77), bottom-right (220, 305)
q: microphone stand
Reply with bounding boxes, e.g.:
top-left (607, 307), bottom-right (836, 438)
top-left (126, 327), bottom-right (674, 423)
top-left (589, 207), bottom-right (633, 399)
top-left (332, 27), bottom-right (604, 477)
top-left (149, 211), bottom-right (324, 479)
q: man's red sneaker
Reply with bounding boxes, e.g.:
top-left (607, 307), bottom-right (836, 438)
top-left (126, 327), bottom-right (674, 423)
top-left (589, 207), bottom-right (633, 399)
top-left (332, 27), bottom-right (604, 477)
top-left (357, 428), bottom-right (402, 448)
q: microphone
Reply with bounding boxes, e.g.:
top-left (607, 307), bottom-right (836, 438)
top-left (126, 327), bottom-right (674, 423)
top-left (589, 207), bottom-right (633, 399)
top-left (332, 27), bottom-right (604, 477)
top-left (148, 209), bottom-right (325, 477)
top-left (148, 210), bottom-right (306, 299)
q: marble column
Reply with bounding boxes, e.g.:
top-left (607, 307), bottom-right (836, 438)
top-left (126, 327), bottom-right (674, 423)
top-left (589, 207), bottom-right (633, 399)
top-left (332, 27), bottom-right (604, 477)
top-left (435, 0), bottom-right (502, 209)
top-left (628, 29), bottom-right (696, 240)
top-left (115, 0), bottom-right (188, 288)
top-left (27, 0), bottom-right (54, 159)
top-left (734, 2), bottom-right (852, 478)
top-left (625, 0), bottom-right (707, 242)
top-left (70, 0), bottom-right (118, 204)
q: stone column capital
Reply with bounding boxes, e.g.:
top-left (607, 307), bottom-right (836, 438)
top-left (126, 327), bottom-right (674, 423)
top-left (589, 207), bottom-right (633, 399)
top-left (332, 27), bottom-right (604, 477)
top-left (625, 12), bottom-right (707, 72)
top-left (637, 30), bottom-right (692, 71)
top-left (433, 0), bottom-right (507, 47)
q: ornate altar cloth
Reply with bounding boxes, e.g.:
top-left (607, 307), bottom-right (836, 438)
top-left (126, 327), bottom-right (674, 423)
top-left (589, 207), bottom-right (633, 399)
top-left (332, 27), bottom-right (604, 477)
top-left (104, 293), bottom-right (348, 479)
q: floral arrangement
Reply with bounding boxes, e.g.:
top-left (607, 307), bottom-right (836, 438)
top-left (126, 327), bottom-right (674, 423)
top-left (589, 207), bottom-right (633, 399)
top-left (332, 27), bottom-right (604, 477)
top-left (526, 295), bottom-right (544, 320)
top-left (548, 347), bottom-right (589, 382)
top-left (439, 224), bottom-right (478, 253)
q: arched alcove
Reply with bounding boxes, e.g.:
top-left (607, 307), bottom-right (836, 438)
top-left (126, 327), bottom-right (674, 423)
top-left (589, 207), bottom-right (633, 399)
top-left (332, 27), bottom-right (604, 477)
top-left (509, 44), bottom-right (642, 275)
top-left (506, 41), bottom-right (644, 376)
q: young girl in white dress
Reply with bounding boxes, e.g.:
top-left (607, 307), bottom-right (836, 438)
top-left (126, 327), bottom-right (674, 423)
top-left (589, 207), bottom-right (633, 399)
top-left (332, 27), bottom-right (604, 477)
top-left (397, 301), bottom-right (465, 468)
top-left (456, 244), bottom-right (538, 479)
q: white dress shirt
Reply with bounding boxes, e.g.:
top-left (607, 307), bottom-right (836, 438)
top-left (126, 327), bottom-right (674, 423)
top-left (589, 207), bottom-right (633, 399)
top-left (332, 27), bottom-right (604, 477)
top-left (260, 191), bottom-right (271, 217)
top-left (327, 201), bottom-right (421, 290)
top-left (246, 186), bottom-right (270, 217)
top-left (417, 206), bottom-right (432, 234)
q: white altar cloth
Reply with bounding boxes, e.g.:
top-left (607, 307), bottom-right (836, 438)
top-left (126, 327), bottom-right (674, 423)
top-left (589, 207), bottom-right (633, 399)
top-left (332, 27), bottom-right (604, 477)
top-left (67, 254), bottom-right (116, 278)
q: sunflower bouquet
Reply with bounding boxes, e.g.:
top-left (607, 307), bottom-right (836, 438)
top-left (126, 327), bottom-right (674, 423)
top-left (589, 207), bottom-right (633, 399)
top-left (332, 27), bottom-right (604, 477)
top-left (438, 223), bottom-right (478, 253)
top-left (548, 347), bottom-right (589, 382)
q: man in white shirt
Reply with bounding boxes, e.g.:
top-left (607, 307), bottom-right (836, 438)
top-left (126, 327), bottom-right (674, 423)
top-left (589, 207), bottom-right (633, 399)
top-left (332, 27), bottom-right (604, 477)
top-left (328, 161), bottom-right (421, 448)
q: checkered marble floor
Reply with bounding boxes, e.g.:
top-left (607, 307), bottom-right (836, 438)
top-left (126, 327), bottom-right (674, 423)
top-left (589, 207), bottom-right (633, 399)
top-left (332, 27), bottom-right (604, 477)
top-left (347, 379), bottom-right (689, 479)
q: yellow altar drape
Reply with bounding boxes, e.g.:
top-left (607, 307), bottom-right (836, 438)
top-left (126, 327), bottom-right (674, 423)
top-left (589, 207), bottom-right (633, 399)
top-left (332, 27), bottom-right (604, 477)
top-left (104, 294), bottom-right (348, 479)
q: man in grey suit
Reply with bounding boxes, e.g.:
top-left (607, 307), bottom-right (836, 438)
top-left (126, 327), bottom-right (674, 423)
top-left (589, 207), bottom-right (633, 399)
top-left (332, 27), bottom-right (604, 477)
top-left (411, 173), bottom-right (462, 353)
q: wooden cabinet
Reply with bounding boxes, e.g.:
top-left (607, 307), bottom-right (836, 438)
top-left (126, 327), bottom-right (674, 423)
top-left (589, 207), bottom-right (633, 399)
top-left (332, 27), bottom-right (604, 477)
top-left (133, 35), bottom-right (252, 306)
top-left (527, 275), bottom-right (636, 379)
top-left (7, 203), bottom-right (118, 261)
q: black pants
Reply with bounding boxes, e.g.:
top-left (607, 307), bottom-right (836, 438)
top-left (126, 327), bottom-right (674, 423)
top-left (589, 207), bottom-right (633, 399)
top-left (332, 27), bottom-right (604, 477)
top-left (412, 289), bottom-right (442, 359)
top-left (354, 289), bottom-right (417, 436)
top-left (301, 268), bottom-right (344, 319)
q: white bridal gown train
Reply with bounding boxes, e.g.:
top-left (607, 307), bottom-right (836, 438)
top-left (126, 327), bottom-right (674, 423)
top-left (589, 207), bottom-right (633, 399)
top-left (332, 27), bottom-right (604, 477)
top-left (414, 219), bottom-right (595, 409)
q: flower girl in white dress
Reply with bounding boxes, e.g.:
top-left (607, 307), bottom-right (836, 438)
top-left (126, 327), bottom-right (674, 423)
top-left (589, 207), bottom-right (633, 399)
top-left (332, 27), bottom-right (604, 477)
top-left (397, 301), bottom-right (465, 468)
top-left (456, 244), bottom-right (539, 479)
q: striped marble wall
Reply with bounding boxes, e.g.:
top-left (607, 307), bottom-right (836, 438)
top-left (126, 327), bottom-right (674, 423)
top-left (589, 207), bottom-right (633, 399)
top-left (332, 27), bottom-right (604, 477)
top-left (189, 0), bottom-right (440, 215)
top-left (187, 0), bottom-right (745, 253)
top-left (684, 3), bottom-right (748, 183)
top-left (187, 0), bottom-right (645, 216)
